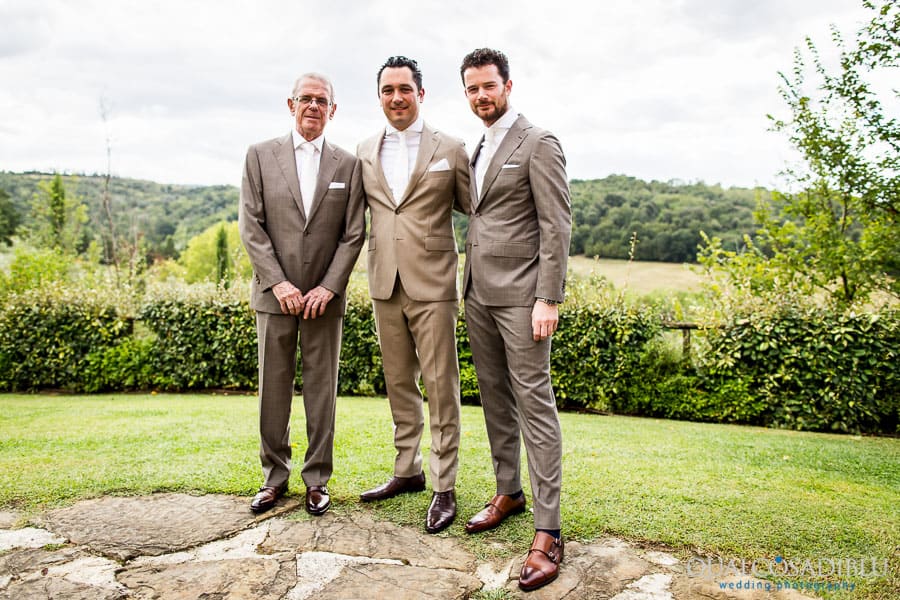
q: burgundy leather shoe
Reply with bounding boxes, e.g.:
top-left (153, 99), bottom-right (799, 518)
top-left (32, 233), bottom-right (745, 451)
top-left (305, 485), bottom-right (331, 516)
top-left (250, 483), bottom-right (287, 514)
top-left (519, 532), bottom-right (564, 591)
top-left (464, 494), bottom-right (526, 534)
top-left (425, 490), bottom-right (456, 534)
top-left (359, 472), bottom-right (426, 502)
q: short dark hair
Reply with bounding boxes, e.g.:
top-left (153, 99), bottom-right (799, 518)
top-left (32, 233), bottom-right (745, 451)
top-left (460, 48), bottom-right (510, 84)
top-left (377, 56), bottom-right (423, 91)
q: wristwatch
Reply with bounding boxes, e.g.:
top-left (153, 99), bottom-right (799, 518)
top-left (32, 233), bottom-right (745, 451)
top-left (536, 297), bottom-right (560, 306)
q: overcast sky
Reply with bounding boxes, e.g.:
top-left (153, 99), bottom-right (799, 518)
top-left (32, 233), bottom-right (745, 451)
top-left (0, 0), bottom-right (874, 189)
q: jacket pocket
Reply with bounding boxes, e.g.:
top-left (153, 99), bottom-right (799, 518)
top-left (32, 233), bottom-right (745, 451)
top-left (490, 241), bottom-right (536, 258)
top-left (425, 236), bottom-right (457, 251)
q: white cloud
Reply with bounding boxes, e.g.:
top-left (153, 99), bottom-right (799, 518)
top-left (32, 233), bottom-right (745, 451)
top-left (0, 0), bottom-right (876, 187)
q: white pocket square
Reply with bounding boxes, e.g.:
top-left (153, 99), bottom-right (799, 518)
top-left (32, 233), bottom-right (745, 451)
top-left (328, 181), bottom-right (346, 189)
top-left (428, 158), bottom-right (451, 172)
top-left (501, 164), bottom-right (520, 169)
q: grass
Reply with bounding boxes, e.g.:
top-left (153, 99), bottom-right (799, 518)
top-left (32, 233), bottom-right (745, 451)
top-left (1, 393), bottom-right (897, 598)
top-left (567, 255), bottom-right (705, 295)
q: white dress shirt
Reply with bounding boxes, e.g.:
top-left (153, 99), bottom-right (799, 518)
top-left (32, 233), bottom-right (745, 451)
top-left (292, 129), bottom-right (324, 216)
top-left (380, 116), bottom-right (424, 203)
top-left (475, 107), bottom-right (519, 198)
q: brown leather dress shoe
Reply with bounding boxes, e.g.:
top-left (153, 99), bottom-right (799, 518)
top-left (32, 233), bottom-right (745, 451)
top-left (519, 532), bottom-right (564, 591)
top-left (359, 472), bottom-right (426, 502)
top-left (250, 483), bottom-right (287, 514)
top-left (305, 485), bottom-right (331, 516)
top-left (425, 490), bottom-right (456, 534)
top-left (464, 494), bottom-right (526, 534)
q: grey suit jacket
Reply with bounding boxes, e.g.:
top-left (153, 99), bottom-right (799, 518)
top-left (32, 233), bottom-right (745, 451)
top-left (463, 114), bottom-right (571, 306)
top-left (358, 123), bottom-right (470, 302)
top-left (239, 132), bottom-right (366, 316)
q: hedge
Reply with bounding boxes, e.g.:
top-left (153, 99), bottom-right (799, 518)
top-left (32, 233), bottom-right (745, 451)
top-left (697, 306), bottom-right (900, 433)
top-left (1, 286), bottom-right (897, 434)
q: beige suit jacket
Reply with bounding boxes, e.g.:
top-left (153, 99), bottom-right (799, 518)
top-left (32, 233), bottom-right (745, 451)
top-left (358, 123), bottom-right (471, 302)
top-left (239, 132), bottom-right (366, 316)
top-left (463, 114), bottom-right (571, 306)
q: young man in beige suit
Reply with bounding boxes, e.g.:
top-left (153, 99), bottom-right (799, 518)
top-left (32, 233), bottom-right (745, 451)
top-left (239, 73), bottom-right (365, 516)
top-left (460, 48), bottom-right (572, 591)
top-left (357, 56), bottom-right (470, 533)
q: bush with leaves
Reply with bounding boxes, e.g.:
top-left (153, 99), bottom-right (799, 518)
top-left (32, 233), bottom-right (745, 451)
top-left (694, 292), bottom-right (899, 433)
top-left (0, 287), bottom-right (131, 391)
top-left (138, 282), bottom-right (257, 390)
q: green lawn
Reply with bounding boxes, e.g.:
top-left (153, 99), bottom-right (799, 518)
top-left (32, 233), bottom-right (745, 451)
top-left (567, 255), bottom-right (704, 295)
top-left (1, 393), bottom-right (897, 598)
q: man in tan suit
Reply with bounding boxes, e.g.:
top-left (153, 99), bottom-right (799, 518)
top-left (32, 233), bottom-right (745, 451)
top-left (459, 48), bottom-right (572, 591)
top-left (357, 56), bottom-right (470, 534)
top-left (239, 73), bottom-right (365, 516)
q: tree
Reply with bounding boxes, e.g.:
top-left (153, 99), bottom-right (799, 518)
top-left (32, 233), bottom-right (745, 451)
top-left (98, 95), bottom-right (120, 275)
top-left (28, 174), bottom-right (89, 254)
top-left (0, 188), bottom-right (19, 246)
top-left (703, 1), bottom-right (899, 307)
top-left (215, 223), bottom-right (232, 285)
top-left (179, 221), bottom-right (250, 284)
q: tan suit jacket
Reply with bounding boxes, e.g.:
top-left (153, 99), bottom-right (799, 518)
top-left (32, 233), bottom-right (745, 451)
top-left (240, 133), bottom-right (365, 316)
top-left (357, 123), bottom-right (470, 490)
top-left (358, 123), bottom-right (471, 301)
top-left (464, 114), bottom-right (570, 306)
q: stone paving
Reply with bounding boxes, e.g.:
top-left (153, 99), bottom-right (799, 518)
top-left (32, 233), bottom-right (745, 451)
top-left (0, 493), bottom-right (817, 599)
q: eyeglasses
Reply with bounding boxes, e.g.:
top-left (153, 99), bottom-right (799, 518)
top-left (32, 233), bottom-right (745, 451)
top-left (292, 96), bottom-right (331, 108)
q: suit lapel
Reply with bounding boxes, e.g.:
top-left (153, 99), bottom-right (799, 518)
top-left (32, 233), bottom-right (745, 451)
top-left (469, 135), bottom-right (484, 209)
top-left (366, 129), bottom-right (396, 207)
top-left (480, 115), bottom-right (530, 203)
top-left (305, 140), bottom-right (340, 227)
top-left (400, 124), bottom-right (438, 205)
top-left (273, 133), bottom-right (305, 218)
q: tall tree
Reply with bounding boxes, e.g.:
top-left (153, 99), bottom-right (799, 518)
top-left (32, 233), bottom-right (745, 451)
top-left (0, 188), bottom-right (19, 246)
top-left (705, 1), bottom-right (899, 306)
top-left (99, 95), bottom-right (120, 275)
top-left (215, 223), bottom-right (232, 285)
top-left (28, 174), bottom-right (88, 254)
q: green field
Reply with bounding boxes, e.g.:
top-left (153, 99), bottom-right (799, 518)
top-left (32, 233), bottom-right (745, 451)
top-left (568, 255), bottom-right (705, 295)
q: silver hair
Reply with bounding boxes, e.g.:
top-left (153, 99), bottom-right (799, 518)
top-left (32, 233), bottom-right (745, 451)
top-left (292, 72), bottom-right (335, 103)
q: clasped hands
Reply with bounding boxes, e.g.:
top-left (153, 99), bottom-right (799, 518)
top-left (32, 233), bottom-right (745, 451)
top-left (272, 281), bottom-right (334, 318)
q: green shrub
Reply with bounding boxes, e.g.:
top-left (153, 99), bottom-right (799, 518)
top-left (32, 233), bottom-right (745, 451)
top-left (698, 306), bottom-right (900, 434)
top-left (551, 300), bottom-right (660, 411)
top-left (339, 298), bottom-right (384, 396)
top-left (0, 288), bottom-right (131, 391)
top-left (3, 276), bottom-right (896, 435)
top-left (0, 246), bottom-right (74, 299)
top-left (456, 313), bottom-right (480, 403)
top-left (138, 284), bottom-right (257, 390)
top-left (79, 337), bottom-right (159, 392)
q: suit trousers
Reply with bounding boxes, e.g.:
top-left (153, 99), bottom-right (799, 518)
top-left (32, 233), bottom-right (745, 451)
top-left (372, 278), bottom-right (461, 492)
top-left (256, 310), bottom-right (342, 489)
top-left (464, 296), bottom-right (562, 530)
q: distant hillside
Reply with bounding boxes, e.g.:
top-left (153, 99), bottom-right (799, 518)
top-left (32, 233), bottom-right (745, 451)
top-left (0, 171), bottom-right (237, 258)
top-left (568, 175), bottom-right (765, 262)
top-left (1, 171), bottom-right (764, 262)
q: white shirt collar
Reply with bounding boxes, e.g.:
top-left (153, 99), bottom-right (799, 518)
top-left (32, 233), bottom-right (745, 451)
top-left (292, 129), bottom-right (325, 152)
top-left (484, 107), bottom-right (518, 138)
top-left (385, 115), bottom-right (425, 137)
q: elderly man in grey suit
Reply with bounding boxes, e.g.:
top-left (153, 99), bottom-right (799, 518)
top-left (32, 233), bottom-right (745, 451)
top-left (357, 56), bottom-right (470, 534)
top-left (239, 73), bottom-right (365, 516)
top-left (459, 48), bottom-right (572, 591)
